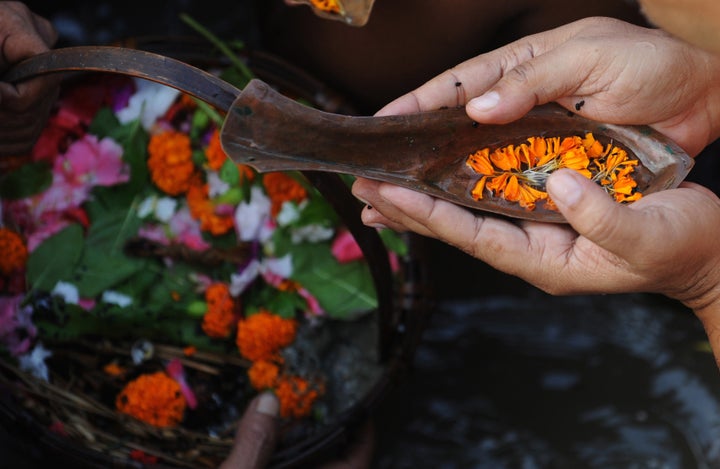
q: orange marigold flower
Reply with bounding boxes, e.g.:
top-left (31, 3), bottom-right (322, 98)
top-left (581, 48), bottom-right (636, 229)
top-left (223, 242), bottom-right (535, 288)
top-left (310, 0), bottom-right (341, 13)
top-left (179, 94), bottom-right (197, 110)
top-left (116, 371), bottom-right (186, 427)
top-left (183, 345), bottom-right (197, 357)
top-left (237, 163), bottom-right (256, 183)
top-left (205, 129), bottom-right (228, 171)
top-left (275, 375), bottom-right (322, 419)
top-left (186, 182), bottom-right (235, 235)
top-left (263, 172), bottom-right (308, 217)
top-left (0, 228), bottom-right (28, 276)
top-left (466, 132), bottom-right (642, 211)
top-left (466, 148), bottom-right (494, 175)
top-left (147, 131), bottom-right (196, 195)
top-left (248, 360), bottom-right (280, 390)
top-left (236, 310), bottom-right (298, 362)
top-left (201, 283), bottom-right (236, 339)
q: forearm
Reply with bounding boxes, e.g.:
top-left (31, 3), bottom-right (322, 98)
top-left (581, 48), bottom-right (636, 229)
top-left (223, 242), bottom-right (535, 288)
top-left (690, 285), bottom-right (720, 371)
top-left (699, 51), bottom-right (720, 149)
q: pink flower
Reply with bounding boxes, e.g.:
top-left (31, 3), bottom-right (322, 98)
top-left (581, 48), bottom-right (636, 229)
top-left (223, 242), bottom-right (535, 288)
top-left (331, 229), bottom-right (400, 272)
top-left (63, 134), bottom-right (128, 187)
top-left (138, 207), bottom-right (210, 252)
top-left (26, 212), bottom-right (71, 252)
top-left (31, 134), bottom-right (127, 218)
top-left (298, 287), bottom-right (324, 316)
top-left (331, 230), bottom-right (363, 263)
top-left (165, 358), bottom-right (197, 409)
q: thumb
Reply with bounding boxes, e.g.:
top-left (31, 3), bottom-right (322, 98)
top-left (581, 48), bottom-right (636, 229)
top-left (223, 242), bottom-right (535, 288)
top-left (465, 46), bottom-right (584, 124)
top-left (220, 392), bottom-right (280, 469)
top-left (546, 169), bottom-right (643, 258)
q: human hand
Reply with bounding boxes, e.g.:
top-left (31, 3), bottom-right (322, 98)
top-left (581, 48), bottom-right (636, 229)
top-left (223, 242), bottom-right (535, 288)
top-left (353, 171), bottom-right (720, 349)
top-left (353, 14), bottom-right (720, 310)
top-left (219, 392), bottom-right (279, 469)
top-left (220, 392), bottom-right (374, 469)
top-left (0, 2), bottom-right (59, 157)
top-left (377, 16), bottom-right (720, 157)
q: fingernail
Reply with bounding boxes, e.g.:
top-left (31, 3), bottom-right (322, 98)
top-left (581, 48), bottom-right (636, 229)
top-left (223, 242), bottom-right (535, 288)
top-left (368, 223), bottom-right (387, 229)
top-left (256, 392), bottom-right (280, 417)
top-left (469, 91), bottom-right (500, 112)
top-left (548, 170), bottom-right (583, 208)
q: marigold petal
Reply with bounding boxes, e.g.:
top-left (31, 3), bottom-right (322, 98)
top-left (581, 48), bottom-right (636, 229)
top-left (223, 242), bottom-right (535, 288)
top-left (116, 372), bottom-right (186, 427)
top-left (236, 310), bottom-right (298, 361)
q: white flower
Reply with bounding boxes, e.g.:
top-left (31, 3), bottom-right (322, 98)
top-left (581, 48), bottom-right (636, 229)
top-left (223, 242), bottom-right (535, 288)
top-left (101, 290), bottom-right (133, 307)
top-left (276, 202), bottom-right (300, 226)
top-left (235, 186), bottom-right (273, 242)
top-left (207, 170), bottom-right (230, 197)
top-left (137, 195), bottom-right (177, 222)
top-left (229, 254), bottom-right (293, 297)
top-left (265, 254), bottom-right (293, 278)
top-left (51, 281), bottom-right (79, 304)
top-left (131, 339), bottom-right (154, 365)
top-left (291, 224), bottom-right (334, 243)
top-left (229, 259), bottom-right (261, 297)
top-left (115, 78), bottom-right (180, 130)
top-left (18, 343), bottom-right (52, 381)
top-left (154, 197), bottom-right (178, 222)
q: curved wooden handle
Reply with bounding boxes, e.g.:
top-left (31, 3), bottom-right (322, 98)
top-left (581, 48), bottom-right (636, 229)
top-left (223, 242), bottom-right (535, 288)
top-left (2, 46), bottom-right (241, 112)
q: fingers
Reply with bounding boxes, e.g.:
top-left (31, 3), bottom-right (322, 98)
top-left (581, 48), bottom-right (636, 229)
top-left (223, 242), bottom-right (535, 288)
top-left (0, 3), bottom-right (60, 158)
top-left (219, 392), bottom-right (280, 469)
top-left (545, 169), bottom-right (646, 259)
top-left (0, 3), bottom-right (56, 69)
top-left (353, 177), bottom-right (539, 268)
top-left (374, 18), bottom-right (593, 117)
top-left (29, 9), bottom-right (57, 48)
top-left (465, 44), bottom-right (593, 124)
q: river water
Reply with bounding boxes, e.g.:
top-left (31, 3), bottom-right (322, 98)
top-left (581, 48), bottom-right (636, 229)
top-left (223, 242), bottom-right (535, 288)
top-left (373, 291), bottom-right (720, 468)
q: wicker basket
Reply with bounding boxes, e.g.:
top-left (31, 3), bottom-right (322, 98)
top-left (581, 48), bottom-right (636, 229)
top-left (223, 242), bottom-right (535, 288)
top-left (0, 38), bottom-right (433, 468)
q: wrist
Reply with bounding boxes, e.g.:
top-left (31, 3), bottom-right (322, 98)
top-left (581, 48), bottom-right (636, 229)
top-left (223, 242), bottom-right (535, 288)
top-left (700, 51), bottom-right (720, 147)
top-left (687, 287), bottom-right (720, 367)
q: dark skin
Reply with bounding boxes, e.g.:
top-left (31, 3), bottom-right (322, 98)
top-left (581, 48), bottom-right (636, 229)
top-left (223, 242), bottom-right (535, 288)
top-left (0, 1), bottom-right (59, 157)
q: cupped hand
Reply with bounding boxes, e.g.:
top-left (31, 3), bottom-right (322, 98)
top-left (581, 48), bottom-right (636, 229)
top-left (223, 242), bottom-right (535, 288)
top-left (353, 171), bottom-right (720, 314)
top-left (0, 2), bottom-right (60, 156)
top-left (377, 16), bottom-right (720, 157)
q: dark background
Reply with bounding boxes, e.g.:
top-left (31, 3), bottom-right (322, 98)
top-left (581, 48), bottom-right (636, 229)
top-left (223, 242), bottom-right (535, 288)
top-left (4, 1), bottom-right (720, 467)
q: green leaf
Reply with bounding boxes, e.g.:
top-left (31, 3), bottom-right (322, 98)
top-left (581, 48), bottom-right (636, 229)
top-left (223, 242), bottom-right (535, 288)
top-left (0, 161), bottom-right (52, 199)
top-left (289, 243), bottom-right (377, 319)
top-left (72, 208), bottom-right (147, 297)
top-left (110, 117), bottom-right (149, 192)
top-left (88, 107), bottom-right (120, 138)
top-left (219, 158), bottom-right (240, 185)
top-left (74, 250), bottom-right (147, 298)
top-left (26, 224), bottom-right (84, 292)
top-left (245, 286), bottom-right (305, 319)
top-left (191, 108), bottom-right (210, 133)
top-left (379, 229), bottom-right (408, 256)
